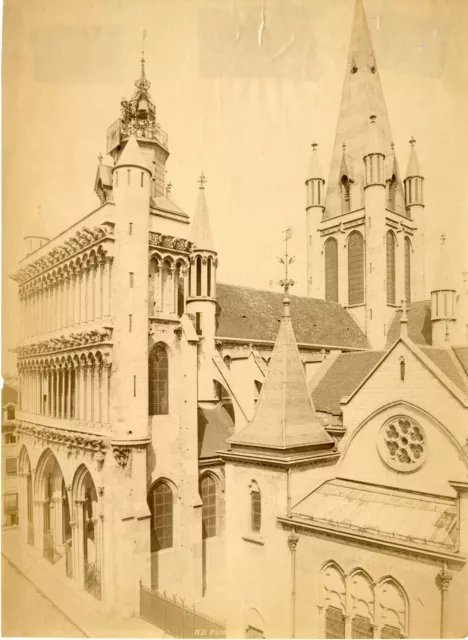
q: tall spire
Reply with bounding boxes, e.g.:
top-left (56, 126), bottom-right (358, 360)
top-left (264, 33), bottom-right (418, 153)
top-left (190, 173), bottom-right (215, 252)
top-left (228, 233), bottom-right (333, 451)
top-left (406, 136), bottom-right (422, 178)
top-left (325, 0), bottom-right (394, 218)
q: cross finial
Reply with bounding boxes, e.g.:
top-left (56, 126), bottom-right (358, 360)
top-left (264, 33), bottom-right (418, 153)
top-left (97, 152), bottom-right (103, 165)
top-left (198, 172), bottom-right (207, 189)
top-left (166, 181), bottom-right (173, 195)
top-left (278, 228), bottom-right (295, 314)
top-left (312, 142), bottom-right (318, 151)
top-left (369, 113), bottom-right (377, 125)
top-left (409, 136), bottom-right (416, 147)
top-left (391, 141), bottom-right (395, 152)
top-left (342, 142), bottom-right (347, 152)
top-left (441, 233), bottom-right (446, 245)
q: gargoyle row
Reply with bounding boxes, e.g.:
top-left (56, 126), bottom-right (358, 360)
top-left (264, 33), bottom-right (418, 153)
top-left (12, 223), bottom-right (115, 286)
top-left (17, 329), bottom-right (113, 358)
top-left (149, 231), bottom-right (194, 253)
top-left (16, 421), bottom-right (109, 458)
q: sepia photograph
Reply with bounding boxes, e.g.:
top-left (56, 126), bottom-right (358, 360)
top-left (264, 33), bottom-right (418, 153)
top-left (2, 0), bottom-right (468, 637)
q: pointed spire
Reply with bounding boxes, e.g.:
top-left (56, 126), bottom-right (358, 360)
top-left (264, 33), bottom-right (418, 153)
top-left (307, 143), bottom-right (324, 180)
top-left (114, 135), bottom-right (148, 170)
top-left (432, 234), bottom-right (456, 292)
top-left (190, 173), bottom-right (215, 252)
top-left (406, 136), bottom-right (422, 178)
top-left (325, 0), bottom-right (394, 217)
top-left (229, 235), bottom-right (333, 452)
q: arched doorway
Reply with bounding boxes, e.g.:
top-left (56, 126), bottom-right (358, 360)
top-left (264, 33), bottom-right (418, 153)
top-left (73, 465), bottom-right (101, 600)
top-left (35, 450), bottom-right (71, 575)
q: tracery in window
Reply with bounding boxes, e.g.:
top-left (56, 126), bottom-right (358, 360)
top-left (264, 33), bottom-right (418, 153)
top-left (200, 475), bottom-right (217, 539)
top-left (148, 345), bottom-right (169, 415)
top-left (148, 481), bottom-right (174, 551)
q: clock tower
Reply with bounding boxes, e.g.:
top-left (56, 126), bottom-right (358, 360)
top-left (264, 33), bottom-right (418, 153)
top-left (106, 56), bottom-right (170, 198)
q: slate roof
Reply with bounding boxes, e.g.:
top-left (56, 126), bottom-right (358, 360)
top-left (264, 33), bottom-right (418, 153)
top-left (453, 346), bottom-right (468, 377)
top-left (420, 347), bottom-right (468, 396)
top-left (151, 195), bottom-right (189, 219)
top-left (198, 405), bottom-right (235, 459)
top-left (292, 478), bottom-right (457, 552)
top-left (386, 300), bottom-right (432, 348)
top-left (229, 298), bottom-right (333, 450)
top-left (311, 351), bottom-right (385, 415)
top-left (115, 135), bottom-right (146, 169)
top-left (215, 284), bottom-right (370, 350)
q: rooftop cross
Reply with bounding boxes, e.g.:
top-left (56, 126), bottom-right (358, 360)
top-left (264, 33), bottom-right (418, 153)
top-left (441, 233), bottom-right (446, 245)
top-left (409, 136), bottom-right (416, 147)
top-left (198, 172), bottom-right (207, 189)
top-left (278, 228), bottom-right (295, 311)
top-left (166, 181), bottom-right (173, 195)
top-left (97, 152), bottom-right (103, 165)
top-left (312, 142), bottom-right (318, 151)
top-left (342, 142), bottom-right (347, 152)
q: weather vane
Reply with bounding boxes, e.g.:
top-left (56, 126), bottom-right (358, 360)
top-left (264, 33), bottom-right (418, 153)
top-left (278, 228), bottom-right (295, 296)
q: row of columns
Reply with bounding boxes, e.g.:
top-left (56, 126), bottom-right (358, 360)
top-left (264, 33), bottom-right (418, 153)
top-left (18, 362), bottom-right (111, 425)
top-left (188, 255), bottom-right (217, 299)
top-left (149, 262), bottom-right (187, 316)
top-left (20, 257), bottom-right (113, 339)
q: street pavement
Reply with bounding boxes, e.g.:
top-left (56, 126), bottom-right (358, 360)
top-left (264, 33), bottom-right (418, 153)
top-left (2, 555), bottom-right (85, 637)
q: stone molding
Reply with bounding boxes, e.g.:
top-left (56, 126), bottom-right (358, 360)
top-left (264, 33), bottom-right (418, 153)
top-left (16, 421), bottom-right (109, 458)
top-left (17, 328), bottom-right (113, 359)
top-left (12, 224), bottom-right (115, 287)
top-left (149, 231), bottom-right (193, 254)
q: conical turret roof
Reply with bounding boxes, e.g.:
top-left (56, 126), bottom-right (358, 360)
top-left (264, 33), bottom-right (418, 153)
top-left (432, 237), bottom-right (456, 292)
top-left (114, 135), bottom-right (148, 170)
top-left (191, 174), bottom-right (215, 253)
top-left (228, 296), bottom-right (334, 450)
top-left (307, 143), bottom-right (324, 181)
top-left (325, 0), bottom-right (395, 217)
top-left (406, 137), bottom-right (423, 178)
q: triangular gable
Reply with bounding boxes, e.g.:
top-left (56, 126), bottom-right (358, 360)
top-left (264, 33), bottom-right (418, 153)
top-left (341, 337), bottom-right (468, 408)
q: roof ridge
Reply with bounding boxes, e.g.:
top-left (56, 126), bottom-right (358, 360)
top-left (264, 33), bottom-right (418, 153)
top-left (217, 281), bottom-right (345, 305)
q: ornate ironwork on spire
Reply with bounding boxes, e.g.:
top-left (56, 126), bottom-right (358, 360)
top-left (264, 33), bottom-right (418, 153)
top-left (278, 228), bottom-right (295, 311)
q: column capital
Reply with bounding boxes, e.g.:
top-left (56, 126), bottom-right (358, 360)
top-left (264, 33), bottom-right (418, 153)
top-left (287, 530), bottom-right (299, 552)
top-left (436, 565), bottom-right (453, 592)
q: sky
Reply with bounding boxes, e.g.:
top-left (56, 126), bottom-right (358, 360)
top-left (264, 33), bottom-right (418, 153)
top-left (2, 0), bottom-right (468, 374)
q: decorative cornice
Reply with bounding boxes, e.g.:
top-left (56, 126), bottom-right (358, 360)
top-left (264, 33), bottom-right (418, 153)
top-left (11, 224), bottom-right (115, 286)
top-left (17, 328), bottom-right (113, 359)
top-left (149, 232), bottom-right (193, 254)
top-left (16, 421), bottom-right (109, 457)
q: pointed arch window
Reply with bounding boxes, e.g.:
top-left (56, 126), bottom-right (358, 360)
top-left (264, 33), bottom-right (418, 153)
top-left (148, 346), bottom-right (169, 415)
top-left (200, 475), bottom-right (217, 538)
top-left (207, 257), bottom-right (212, 297)
top-left (386, 231), bottom-right (396, 304)
top-left (148, 481), bottom-right (173, 551)
top-left (348, 231), bottom-right (364, 305)
top-left (404, 237), bottom-right (411, 303)
top-left (325, 238), bottom-right (339, 302)
top-left (341, 176), bottom-right (351, 213)
top-left (196, 257), bottom-right (202, 296)
top-left (389, 175), bottom-right (397, 210)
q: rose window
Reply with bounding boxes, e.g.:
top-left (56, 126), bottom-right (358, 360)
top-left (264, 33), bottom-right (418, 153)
top-left (377, 416), bottom-right (427, 472)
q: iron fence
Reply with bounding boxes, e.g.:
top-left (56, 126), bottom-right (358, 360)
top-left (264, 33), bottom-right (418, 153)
top-left (140, 583), bottom-right (226, 638)
top-left (84, 562), bottom-right (101, 600)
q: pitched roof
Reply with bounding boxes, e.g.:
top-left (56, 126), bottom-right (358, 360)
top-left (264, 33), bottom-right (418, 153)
top-left (386, 300), bottom-right (432, 347)
top-left (115, 135), bottom-right (147, 169)
top-left (191, 183), bottom-right (215, 252)
top-left (151, 195), bottom-right (189, 219)
top-left (95, 164), bottom-right (113, 189)
top-left (215, 283), bottom-right (370, 350)
top-left (198, 405), bottom-right (235, 459)
top-left (453, 346), bottom-right (468, 377)
top-left (325, 0), bottom-right (404, 218)
top-left (2, 384), bottom-right (18, 407)
top-left (228, 297), bottom-right (334, 450)
top-left (419, 347), bottom-right (468, 396)
top-left (292, 478), bottom-right (457, 552)
top-left (311, 350), bottom-right (385, 415)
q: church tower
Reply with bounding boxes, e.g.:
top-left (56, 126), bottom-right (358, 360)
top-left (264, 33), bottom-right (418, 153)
top-left (186, 173), bottom-right (218, 403)
top-left (307, 0), bottom-right (423, 349)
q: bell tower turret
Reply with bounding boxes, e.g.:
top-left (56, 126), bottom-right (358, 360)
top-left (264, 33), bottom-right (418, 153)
top-left (404, 137), bottom-right (426, 300)
top-left (306, 143), bottom-right (325, 297)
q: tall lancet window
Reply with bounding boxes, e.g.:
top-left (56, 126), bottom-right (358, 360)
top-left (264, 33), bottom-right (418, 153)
top-left (207, 257), bottom-right (212, 297)
top-left (148, 345), bottom-right (169, 415)
top-left (348, 232), bottom-right (364, 305)
top-left (325, 238), bottom-right (339, 302)
top-left (389, 175), bottom-right (397, 210)
top-left (404, 237), bottom-right (411, 303)
top-left (386, 231), bottom-right (396, 304)
top-left (341, 176), bottom-right (351, 213)
top-left (196, 257), bottom-right (202, 296)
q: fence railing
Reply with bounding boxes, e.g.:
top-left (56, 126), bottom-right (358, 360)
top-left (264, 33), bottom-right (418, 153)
top-left (84, 562), bottom-right (101, 600)
top-left (140, 583), bottom-right (226, 638)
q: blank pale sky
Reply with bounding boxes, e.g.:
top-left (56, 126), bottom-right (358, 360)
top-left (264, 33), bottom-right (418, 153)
top-left (2, 0), bottom-right (468, 373)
